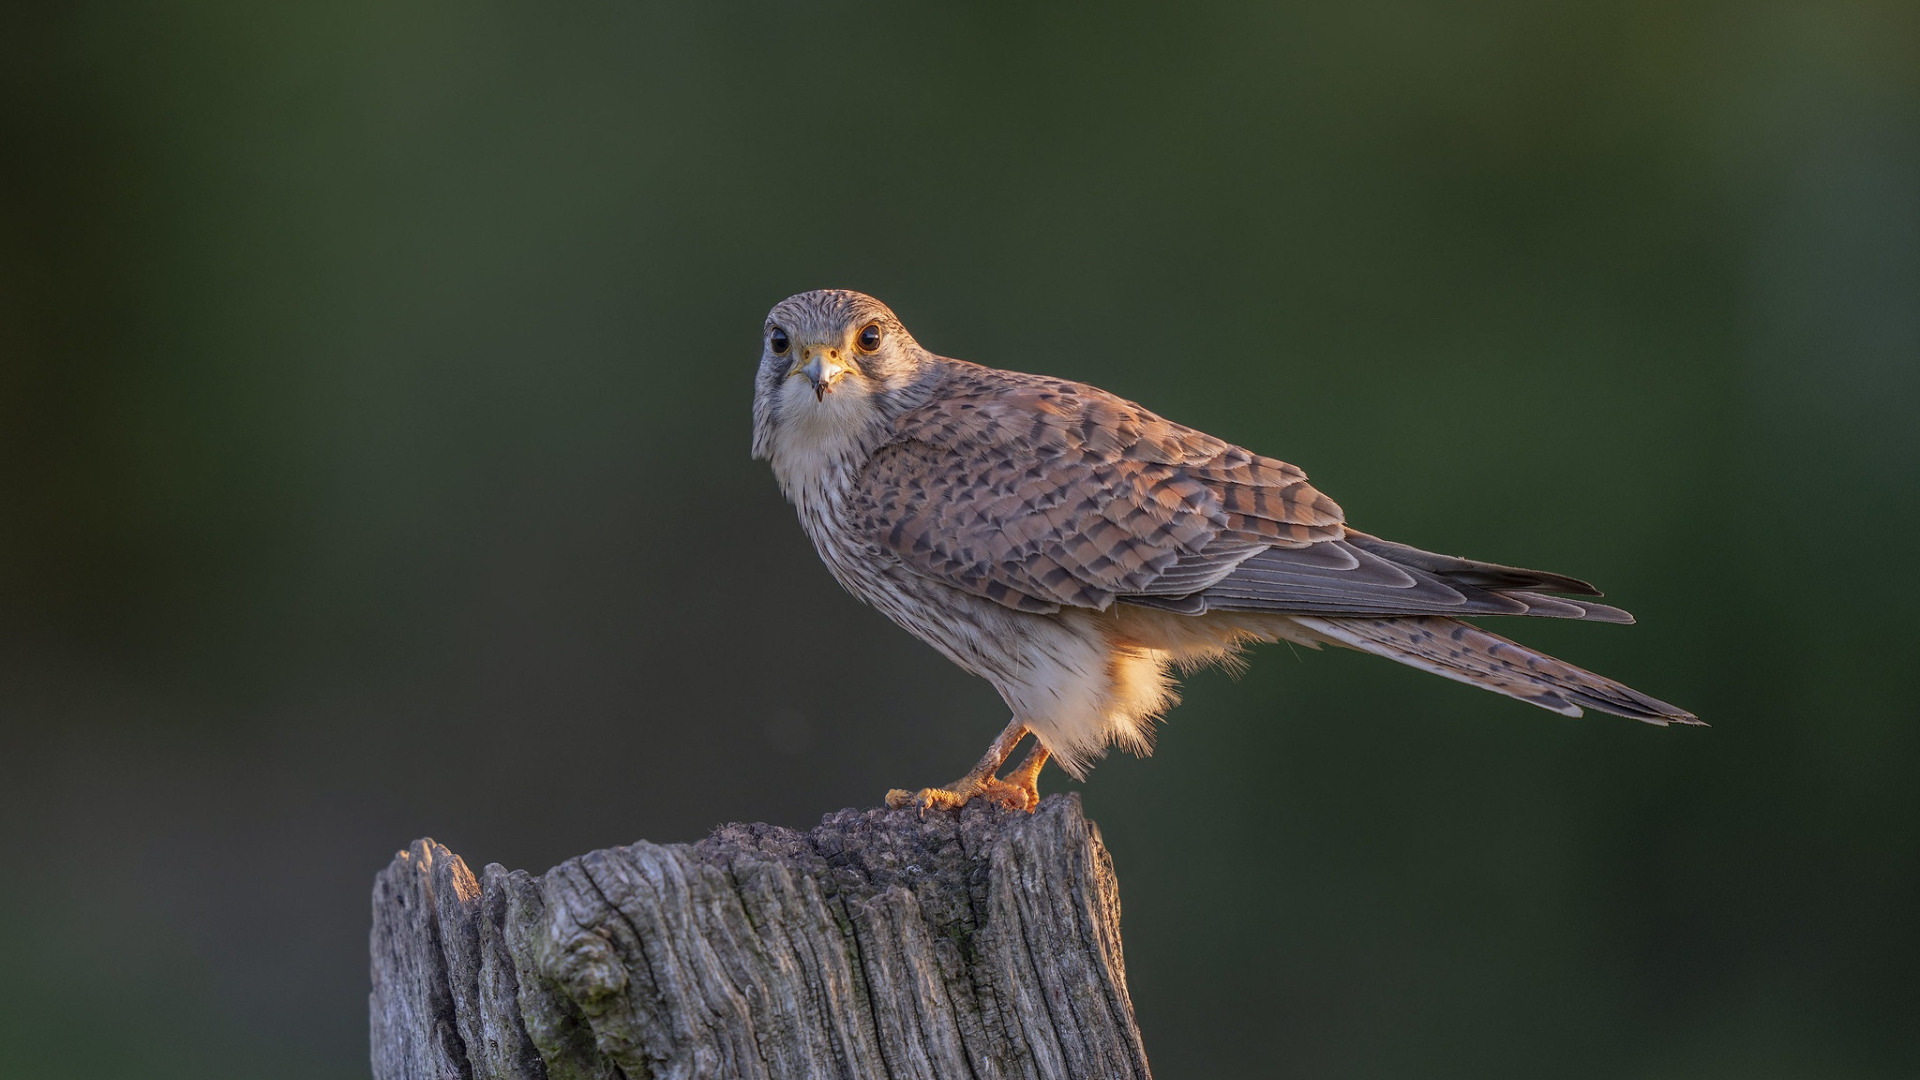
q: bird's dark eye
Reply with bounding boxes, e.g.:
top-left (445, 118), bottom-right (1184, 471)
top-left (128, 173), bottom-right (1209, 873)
top-left (856, 323), bottom-right (882, 352)
top-left (769, 327), bottom-right (790, 355)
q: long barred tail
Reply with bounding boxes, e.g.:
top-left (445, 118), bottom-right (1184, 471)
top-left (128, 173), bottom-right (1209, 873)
top-left (1292, 615), bottom-right (1701, 726)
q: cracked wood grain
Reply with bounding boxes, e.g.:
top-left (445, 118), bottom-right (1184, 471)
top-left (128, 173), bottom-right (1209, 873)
top-left (369, 795), bottom-right (1149, 1080)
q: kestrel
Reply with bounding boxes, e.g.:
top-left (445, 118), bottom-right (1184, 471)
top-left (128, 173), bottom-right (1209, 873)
top-left (752, 289), bottom-right (1698, 813)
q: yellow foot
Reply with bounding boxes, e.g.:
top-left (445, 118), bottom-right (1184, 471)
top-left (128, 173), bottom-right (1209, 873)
top-left (885, 776), bottom-right (1036, 815)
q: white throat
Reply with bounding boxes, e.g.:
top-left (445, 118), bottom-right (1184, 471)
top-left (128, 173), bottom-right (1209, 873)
top-left (765, 377), bottom-right (881, 513)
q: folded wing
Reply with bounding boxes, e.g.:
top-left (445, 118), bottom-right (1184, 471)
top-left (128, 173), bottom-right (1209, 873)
top-left (852, 362), bottom-right (1624, 623)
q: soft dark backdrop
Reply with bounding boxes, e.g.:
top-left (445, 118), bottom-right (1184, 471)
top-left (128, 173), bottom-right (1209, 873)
top-left (4, 2), bottom-right (1916, 1077)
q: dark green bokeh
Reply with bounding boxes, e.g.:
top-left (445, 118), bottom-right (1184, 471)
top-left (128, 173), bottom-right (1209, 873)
top-left (4, 2), bottom-right (1916, 1076)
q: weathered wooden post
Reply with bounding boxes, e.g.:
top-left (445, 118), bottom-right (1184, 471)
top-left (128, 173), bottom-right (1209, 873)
top-left (370, 795), bottom-right (1151, 1079)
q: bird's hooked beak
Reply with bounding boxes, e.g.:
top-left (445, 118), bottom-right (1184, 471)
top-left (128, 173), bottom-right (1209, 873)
top-left (792, 348), bottom-right (850, 401)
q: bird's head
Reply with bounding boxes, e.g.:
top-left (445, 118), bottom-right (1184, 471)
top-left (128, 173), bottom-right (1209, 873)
top-left (751, 289), bottom-right (931, 469)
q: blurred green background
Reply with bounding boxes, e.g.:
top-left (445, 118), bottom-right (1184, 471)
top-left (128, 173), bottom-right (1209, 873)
top-left (4, 1), bottom-right (1916, 1076)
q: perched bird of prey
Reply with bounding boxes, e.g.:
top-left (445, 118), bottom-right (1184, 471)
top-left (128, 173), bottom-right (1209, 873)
top-left (753, 289), bottom-right (1698, 813)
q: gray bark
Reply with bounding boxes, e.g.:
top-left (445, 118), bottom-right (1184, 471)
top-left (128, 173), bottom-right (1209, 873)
top-left (370, 794), bottom-right (1150, 1080)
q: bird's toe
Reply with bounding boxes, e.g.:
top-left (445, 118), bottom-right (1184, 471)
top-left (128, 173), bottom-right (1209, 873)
top-left (976, 777), bottom-right (1038, 813)
top-left (886, 786), bottom-right (968, 815)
